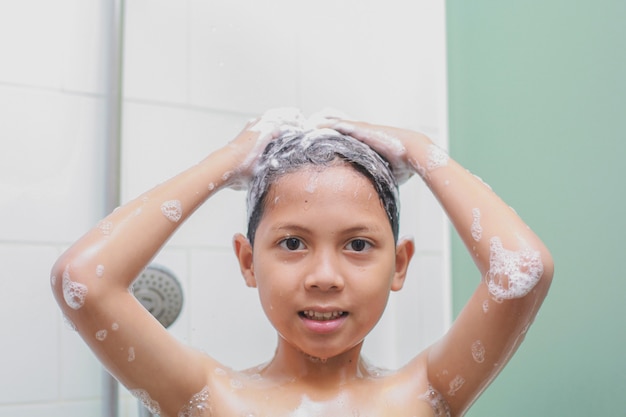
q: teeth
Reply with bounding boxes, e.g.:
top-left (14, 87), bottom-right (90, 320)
top-left (303, 310), bottom-right (344, 321)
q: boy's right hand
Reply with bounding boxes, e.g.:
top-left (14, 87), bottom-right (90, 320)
top-left (224, 108), bottom-right (306, 190)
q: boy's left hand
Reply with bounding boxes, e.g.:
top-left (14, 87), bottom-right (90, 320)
top-left (319, 119), bottom-right (431, 184)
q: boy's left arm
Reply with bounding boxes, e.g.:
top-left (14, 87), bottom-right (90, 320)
top-left (417, 137), bottom-right (553, 415)
top-left (329, 120), bottom-right (554, 416)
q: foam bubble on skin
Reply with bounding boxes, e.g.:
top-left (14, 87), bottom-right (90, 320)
top-left (307, 107), bottom-right (350, 130)
top-left (62, 266), bottom-right (88, 310)
top-left (255, 362), bottom-right (269, 373)
top-left (214, 367), bottom-right (227, 376)
top-left (473, 173), bottom-right (493, 190)
top-left (471, 208), bottom-right (483, 242)
top-left (471, 340), bottom-right (486, 363)
top-left (230, 378), bottom-right (244, 389)
top-left (301, 127), bottom-right (345, 143)
top-left (328, 121), bottom-right (356, 135)
top-left (292, 394), bottom-right (326, 416)
top-left (95, 329), bottom-right (108, 341)
top-left (304, 172), bottom-right (319, 193)
top-left (304, 354), bottom-right (328, 365)
top-left (222, 171), bottom-right (233, 182)
top-left (111, 322), bottom-right (119, 331)
top-left (361, 360), bottom-right (391, 378)
top-left (63, 315), bottom-right (77, 331)
top-left (332, 171), bottom-right (348, 194)
top-left (482, 300), bottom-right (489, 313)
top-left (426, 144), bottom-right (449, 171)
top-left (161, 200), bottom-right (183, 223)
top-left (207, 182), bottom-right (215, 191)
top-left (130, 388), bottom-right (161, 415)
top-left (409, 157), bottom-right (428, 180)
top-left (50, 275), bottom-right (56, 287)
top-left (447, 374), bottom-right (465, 396)
top-left (128, 346), bottom-right (136, 362)
top-left (419, 385), bottom-right (451, 417)
top-left (232, 108), bottom-right (309, 188)
top-left (95, 264), bottom-right (105, 278)
top-left (485, 237), bottom-right (544, 299)
top-left (97, 220), bottom-right (113, 235)
top-left (249, 107), bottom-right (306, 138)
top-left (178, 385), bottom-right (211, 417)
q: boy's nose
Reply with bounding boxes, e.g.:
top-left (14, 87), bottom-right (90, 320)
top-left (304, 251), bottom-right (345, 291)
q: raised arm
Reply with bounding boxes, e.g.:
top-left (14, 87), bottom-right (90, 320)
top-left (49, 117), bottom-right (278, 416)
top-left (327, 120), bottom-right (554, 416)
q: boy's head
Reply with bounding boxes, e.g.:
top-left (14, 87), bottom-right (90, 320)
top-left (235, 127), bottom-right (414, 361)
top-left (246, 128), bottom-right (400, 246)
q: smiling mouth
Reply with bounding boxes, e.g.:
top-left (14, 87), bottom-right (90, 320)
top-left (299, 310), bottom-right (347, 321)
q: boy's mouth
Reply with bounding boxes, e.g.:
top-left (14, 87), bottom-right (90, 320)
top-left (299, 310), bottom-right (347, 321)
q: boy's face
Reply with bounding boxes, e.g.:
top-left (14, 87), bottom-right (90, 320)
top-left (236, 164), bottom-right (412, 360)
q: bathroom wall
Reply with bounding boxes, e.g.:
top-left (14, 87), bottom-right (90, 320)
top-left (0, 1), bottom-right (109, 415)
top-left (447, 1), bottom-right (626, 415)
top-left (0, 0), bottom-right (448, 415)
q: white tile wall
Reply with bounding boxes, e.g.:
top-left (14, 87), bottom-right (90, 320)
top-left (0, 401), bottom-right (101, 417)
top-left (0, 86), bottom-right (106, 243)
top-left (296, 0), bottom-right (448, 131)
top-left (0, 0), bottom-right (110, 413)
top-left (0, 1), bottom-right (67, 88)
top-left (123, 0), bottom-right (189, 104)
top-left (61, 0), bottom-right (109, 94)
top-left (0, 0), bottom-right (448, 415)
top-left (59, 329), bottom-right (103, 400)
top-left (0, 244), bottom-right (60, 403)
top-left (187, 0), bottom-right (300, 113)
top-left (0, 0), bottom-right (107, 94)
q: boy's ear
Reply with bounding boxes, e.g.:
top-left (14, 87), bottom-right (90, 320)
top-left (391, 236), bottom-right (415, 292)
top-left (233, 233), bottom-right (257, 288)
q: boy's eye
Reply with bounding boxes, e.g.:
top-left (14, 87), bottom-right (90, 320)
top-left (346, 239), bottom-right (371, 252)
top-left (280, 237), bottom-right (304, 251)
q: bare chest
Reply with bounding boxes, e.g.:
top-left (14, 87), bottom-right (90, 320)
top-left (206, 379), bottom-right (436, 417)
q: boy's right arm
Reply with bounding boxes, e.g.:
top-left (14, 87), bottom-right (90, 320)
top-left (50, 119), bottom-right (274, 416)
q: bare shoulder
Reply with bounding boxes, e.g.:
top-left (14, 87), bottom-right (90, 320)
top-left (195, 354), bottom-right (444, 417)
top-left (392, 349), bottom-right (451, 417)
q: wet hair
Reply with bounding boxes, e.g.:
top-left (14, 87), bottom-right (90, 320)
top-left (246, 128), bottom-right (400, 245)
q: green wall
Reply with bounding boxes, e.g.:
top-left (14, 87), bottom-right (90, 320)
top-left (446, 1), bottom-right (626, 415)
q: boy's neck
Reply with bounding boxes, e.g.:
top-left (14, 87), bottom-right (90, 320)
top-left (262, 340), bottom-right (370, 387)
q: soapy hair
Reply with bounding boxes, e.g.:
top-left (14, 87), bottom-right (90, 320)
top-left (246, 129), bottom-right (400, 245)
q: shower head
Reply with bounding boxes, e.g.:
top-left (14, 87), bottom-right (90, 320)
top-left (131, 264), bottom-right (183, 328)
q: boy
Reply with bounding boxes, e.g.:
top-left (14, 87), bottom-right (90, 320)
top-left (51, 109), bottom-right (553, 416)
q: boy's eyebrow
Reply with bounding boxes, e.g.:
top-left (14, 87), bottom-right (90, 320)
top-left (272, 223), bottom-right (384, 235)
top-left (272, 224), bottom-right (311, 234)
